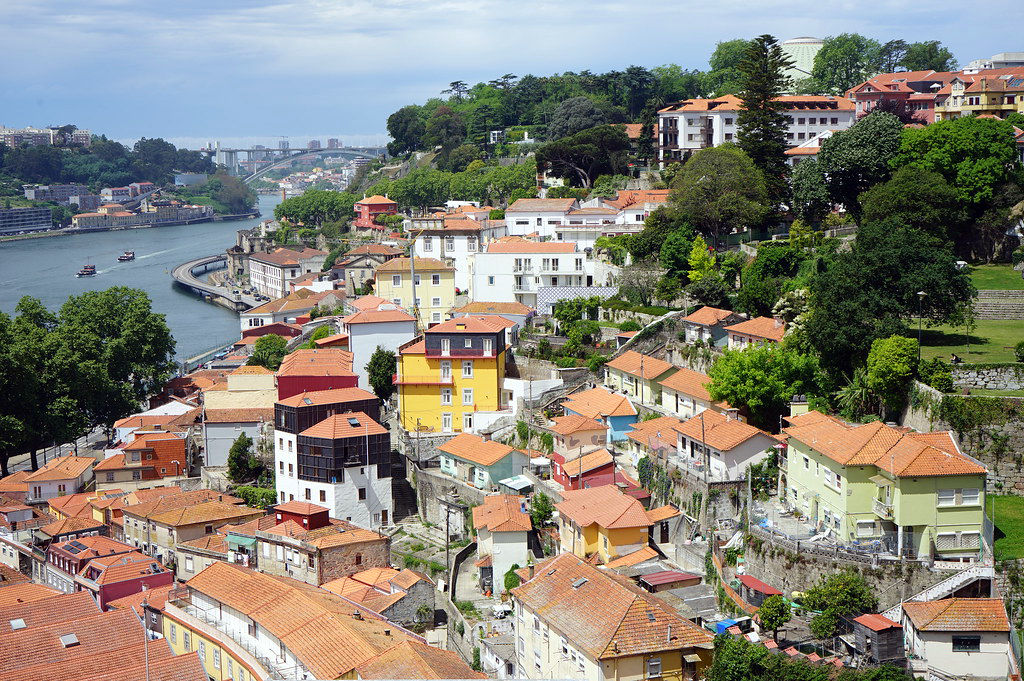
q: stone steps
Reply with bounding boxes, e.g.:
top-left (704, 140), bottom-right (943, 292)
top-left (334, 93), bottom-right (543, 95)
top-left (972, 291), bottom-right (1024, 319)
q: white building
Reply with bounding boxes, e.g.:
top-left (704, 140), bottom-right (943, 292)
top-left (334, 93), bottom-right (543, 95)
top-left (902, 598), bottom-right (1014, 680)
top-left (410, 215), bottom-right (506, 291)
top-left (248, 247), bottom-right (328, 299)
top-left (339, 306), bottom-right (418, 387)
top-left (472, 494), bottom-right (532, 595)
top-left (672, 410), bottom-right (780, 482)
top-left (23, 456), bottom-right (95, 503)
top-left (658, 95), bottom-right (856, 166)
top-left (470, 240), bottom-right (596, 311)
top-left (504, 198), bottom-right (579, 239)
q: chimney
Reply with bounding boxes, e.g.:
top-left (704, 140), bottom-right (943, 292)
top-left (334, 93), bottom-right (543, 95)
top-left (353, 611), bottom-right (363, 620)
top-left (528, 564), bottom-right (535, 580)
top-left (384, 629), bottom-right (392, 636)
top-left (725, 408), bottom-right (739, 421)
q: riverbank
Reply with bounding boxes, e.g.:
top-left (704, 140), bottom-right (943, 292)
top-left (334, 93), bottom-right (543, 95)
top-left (0, 209), bottom-right (260, 241)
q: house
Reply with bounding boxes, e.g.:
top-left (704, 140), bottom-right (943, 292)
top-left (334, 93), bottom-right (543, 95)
top-left (472, 494), bottom-right (532, 595)
top-left (106, 582), bottom-right (175, 637)
top-left (504, 197), bottom-right (579, 238)
top-left (901, 598), bottom-right (1013, 680)
top-left (322, 566), bottom-right (436, 627)
top-left (239, 288), bottom-right (341, 331)
top-left (724, 316), bottom-right (786, 349)
top-left (44, 535), bottom-right (134, 594)
top-left (248, 247), bottom-right (328, 299)
top-left (852, 613), bottom-right (904, 667)
top-left (331, 243), bottom-right (403, 296)
top-left (601, 189), bottom-right (671, 228)
top-left (74, 550), bottom-right (173, 609)
top-left (410, 215), bottom-right (506, 291)
top-left (783, 411), bottom-right (987, 559)
top-left (202, 364), bottom-right (277, 411)
top-left (452, 300), bottom-right (534, 330)
top-left (680, 306), bottom-right (744, 347)
top-left (0, 471), bottom-right (30, 501)
top-left (354, 640), bottom-right (485, 679)
top-left (555, 485), bottom-right (657, 563)
top-left (275, 412), bottom-right (393, 527)
top-left (551, 448), bottom-right (615, 491)
top-left (174, 533), bottom-right (229, 582)
top-left (89, 486), bottom-right (188, 536)
top-left (353, 194), bottom-right (398, 231)
top-left (339, 306), bottom-right (418, 387)
top-left (510, 553), bottom-right (714, 680)
top-left (615, 330), bottom-right (638, 348)
top-left (561, 386), bottom-right (638, 442)
top-left (480, 632), bottom-right (519, 679)
top-left (736, 574), bottom-right (782, 608)
top-left (658, 95), bottom-right (855, 166)
top-left (437, 433), bottom-right (528, 490)
top-left (23, 455), bottom-right (95, 503)
top-left (659, 367), bottom-right (731, 420)
top-left (936, 75), bottom-right (1024, 121)
top-left (163, 561), bottom-right (472, 681)
top-left (673, 410), bottom-right (781, 482)
top-left (396, 316), bottom-right (511, 435)
top-left (202, 407), bottom-right (274, 467)
top-left (373, 257), bottom-right (456, 328)
top-left (554, 206), bottom-right (622, 249)
top-left (94, 430), bottom-right (195, 491)
top-left (604, 351), bottom-right (677, 405)
top-left (625, 416), bottom-right (685, 467)
top-left (275, 348), bottom-right (357, 399)
top-left (545, 413), bottom-right (608, 458)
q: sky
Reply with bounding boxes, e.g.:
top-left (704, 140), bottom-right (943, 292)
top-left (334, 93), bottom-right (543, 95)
top-left (1, 0), bottom-right (1020, 149)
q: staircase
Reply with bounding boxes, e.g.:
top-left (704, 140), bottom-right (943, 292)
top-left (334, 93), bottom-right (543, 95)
top-left (391, 477), bottom-right (419, 522)
top-left (881, 564), bottom-right (995, 621)
top-left (974, 290), bottom-right (1024, 320)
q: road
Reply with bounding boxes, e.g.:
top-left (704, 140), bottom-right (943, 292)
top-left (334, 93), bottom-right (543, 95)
top-left (170, 254), bottom-right (261, 309)
top-left (5, 427), bottom-right (109, 474)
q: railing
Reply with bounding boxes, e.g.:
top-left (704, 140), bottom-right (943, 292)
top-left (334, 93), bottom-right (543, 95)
top-left (513, 284), bottom-right (532, 292)
top-left (393, 373), bottom-right (453, 386)
top-left (881, 564), bottom-right (996, 621)
top-left (873, 498), bottom-right (894, 520)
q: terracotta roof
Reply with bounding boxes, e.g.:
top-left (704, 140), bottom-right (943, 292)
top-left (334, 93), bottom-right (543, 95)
top-left (83, 651), bottom-right (207, 681)
top-left (682, 305), bottom-right (738, 327)
top-left (23, 455), bottom-right (94, 482)
top-left (185, 562), bottom-right (419, 678)
top-left (277, 348), bottom-right (354, 377)
top-left (511, 553), bottom-right (713, 660)
top-left (506, 198), bottom-right (578, 212)
top-left (604, 546), bottom-right (659, 569)
top-left (627, 416), bottom-right (684, 452)
top-left (616, 330), bottom-right (638, 339)
top-left (348, 244), bottom-right (403, 256)
top-left (0, 470), bottom-right (29, 493)
top-left (49, 492), bottom-right (110, 519)
top-left (675, 410), bottom-right (776, 452)
top-left (453, 301), bottom-right (533, 315)
top-left (203, 407), bottom-right (274, 423)
top-left (0, 563), bottom-right (30, 588)
top-left (640, 571), bottom-right (700, 587)
top-left (0, 583), bottom-right (61, 608)
top-left (658, 367), bottom-right (722, 405)
top-left (724, 316), bottom-right (786, 342)
top-left (343, 308), bottom-right (416, 325)
top-left (563, 387), bottom-right (637, 419)
top-left (275, 500), bottom-right (329, 515)
top-left (349, 294), bottom-right (389, 311)
top-left (560, 448), bottom-right (614, 477)
top-left (299, 412), bottom-right (388, 439)
top-left (40, 516), bottom-right (103, 537)
top-left (426, 315), bottom-right (508, 334)
top-left (0, 590), bottom-right (97, 630)
top-left (486, 241), bottom-right (577, 253)
top-left (177, 533), bottom-right (229, 554)
top-left (376, 257), bottom-right (453, 272)
top-left (902, 598), bottom-right (1009, 632)
top-left (147, 501), bottom-right (261, 528)
top-left (250, 246), bottom-right (327, 267)
top-left (661, 94), bottom-right (854, 113)
top-left (602, 189), bottom-right (671, 210)
top-left (853, 613), bottom-right (901, 632)
top-left (244, 288), bottom-right (329, 315)
top-left (82, 551), bottom-right (170, 585)
top-left (0, 608), bottom-right (143, 675)
top-left (399, 339), bottom-right (425, 355)
top-left (314, 333), bottom-right (349, 346)
top-left (49, 535), bottom-right (133, 560)
top-left (277, 386), bottom-right (379, 408)
top-left (437, 433), bottom-right (517, 467)
top-left (737, 574), bottom-right (782, 596)
top-left (355, 640), bottom-right (485, 679)
top-left (228, 515), bottom-right (386, 550)
top-left (550, 413), bottom-right (606, 436)
top-left (472, 495), bottom-right (532, 533)
top-left (646, 505), bottom-right (681, 523)
top-left (122, 489), bottom-right (243, 520)
top-left (784, 411), bottom-right (985, 478)
top-left (556, 485), bottom-right (653, 529)
top-left (355, 195), bottom-right (397, 205)
top-left (606, 351), bottom-right (676, 380)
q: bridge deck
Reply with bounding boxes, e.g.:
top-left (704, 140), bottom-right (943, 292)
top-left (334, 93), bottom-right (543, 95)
top-left (170, 255), bottom-right (259, 309)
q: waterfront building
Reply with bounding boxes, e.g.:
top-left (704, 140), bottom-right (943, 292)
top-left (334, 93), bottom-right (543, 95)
top-left (22, 183), bottom-right (89, 203)
top-left (239, 288), bottom-right (341, 331)
top-left (0, 206), bottom-right (52, 234)
top-left (374, 257), bottom-right (456, 329)
top-left (248, 246), bottom-right (328, 299)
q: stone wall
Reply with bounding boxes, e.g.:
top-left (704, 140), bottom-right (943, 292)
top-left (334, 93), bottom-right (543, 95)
top-left (381, 579), bottom-right (437, 627)
top-left (411, 465), bottom-right (487, 529)
top-left (318, 538), bottom-right (391, 582)
top-left (953, 364), bottom-right (1024, 392)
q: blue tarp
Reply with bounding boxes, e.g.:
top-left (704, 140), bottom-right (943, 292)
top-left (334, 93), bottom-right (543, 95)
top-left (715, 618), bottom-right (738, 634)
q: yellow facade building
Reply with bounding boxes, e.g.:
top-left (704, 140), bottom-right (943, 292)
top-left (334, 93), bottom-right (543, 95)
top-left (373, 257), bottom-right (455, 329)
top-left (396, 316), bottom-right (512, 434)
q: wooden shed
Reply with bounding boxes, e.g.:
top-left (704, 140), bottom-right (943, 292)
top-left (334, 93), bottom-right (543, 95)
top-left (737, 574), bottom-right (782, 608)
top-left (852, 613), bottom-right (905, 666)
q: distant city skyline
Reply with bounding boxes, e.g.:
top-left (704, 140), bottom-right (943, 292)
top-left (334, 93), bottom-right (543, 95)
top-left (1, 1), bottom-right (1019, 143)
top-left (118, 135), bottom-right (391, 151)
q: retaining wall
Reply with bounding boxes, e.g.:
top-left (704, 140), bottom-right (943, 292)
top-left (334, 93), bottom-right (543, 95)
top-left (953, 364), bottom-right (1024, 392)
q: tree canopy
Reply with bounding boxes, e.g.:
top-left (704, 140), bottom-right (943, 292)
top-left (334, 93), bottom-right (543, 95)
top-left (811, 33), bottom-right (881, 94)
top-left (367, 346), bottom-right (397, 402)
top-left (248, 334), bottom-right (288, 371)
top-left (275, 189), bottom-right (358, 227)
top-left (535, 125), bottom-right (631, 188)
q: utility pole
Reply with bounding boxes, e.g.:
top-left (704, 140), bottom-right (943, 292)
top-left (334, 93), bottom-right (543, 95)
top-left (697, 412), bottom-right (709, 538)
top-left (141, 597), bottom-right (150, 681)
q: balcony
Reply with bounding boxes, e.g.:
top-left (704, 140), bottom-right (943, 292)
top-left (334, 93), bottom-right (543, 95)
top-left (513, 283), bottom-right (533, 292)
top-left (873, 498), bottom-right (894, 520)
top-left (393, 373), bottom-right (453, 386)
top-left (512, 266), bottom-right (534, 274)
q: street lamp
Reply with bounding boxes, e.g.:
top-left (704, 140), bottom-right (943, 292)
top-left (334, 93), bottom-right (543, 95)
top-left (916, 291), bottom-right (927, 362)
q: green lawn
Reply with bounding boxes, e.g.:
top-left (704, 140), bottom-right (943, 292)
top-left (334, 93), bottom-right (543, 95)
top-left (970, 264), bottom-right (1024, 290)
top-left (993, 495), bottom-right (1024, 560)
top-left (969, 388), bottom-right (1024, 397)
top-left (918, 319), bottom-right (1024, 364)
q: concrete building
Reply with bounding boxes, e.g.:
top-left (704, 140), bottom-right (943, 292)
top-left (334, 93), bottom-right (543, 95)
top-left (0, 206), bottom-right (52, 234)
top-left (203, 407), bottom-right (273, 467)
top-left (673, 409), bottom-right (779, 482)
top-left (504, 198), bottom-right (579, 238)
top-left (22, 183), bottom-right (89, 203)
top-left (410, 215), bottom-right (507, 291)
top-left (437, 433), bottom-right (528, 490)
top-left (248, 247), bottom-right (328, 300)
top-left (780, 36), bottom-right (823, 81)
top-left (470, 239), bottom-right (597, 311)
top-left (331, 244), bottom-right (403, 296)
top-left (967, 52), bottom-right (1024, 70)
top-left (43, 535), bottom-right (135, 594)
top-left (902, 598), bottom-right (1014, 680)
top-left (23, 455), bottom-right (95, 503)
top-left (659, 367), bottom-right (731, 420)
top-left (724, 316), bottom-right (786, 350)
top-left (472, 494), bottom-right (532, 594)
top-left (680, 306), bottom-right (744, 347)
top-left (340, 307), bottom-right (418, 387)
top-left (374, 257), bottom-right (456, 328)
top-left (275, 348), bottom-right (358, 399)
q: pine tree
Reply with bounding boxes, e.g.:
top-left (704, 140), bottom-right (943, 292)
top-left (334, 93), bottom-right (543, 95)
top-left (736, 34), bottom-right (794, 211)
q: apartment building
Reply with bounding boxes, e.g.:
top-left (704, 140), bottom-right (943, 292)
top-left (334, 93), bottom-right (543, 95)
top-left (339, 306), bottom-right (418, 387)
top-left (0, 206), bottom-right (52, 234)
top-left (504, 197), bottom-right (579, 238)
top-left (470, 239), bottom-right (596, 312)
top-left (374, 257), bottom-right (456, 328)
top-left (23, 183), bottom-right (89, 203)
top-left (248, 247), bottom-right (328, 299)
top-left (410, 215), bottom-right (507, 291)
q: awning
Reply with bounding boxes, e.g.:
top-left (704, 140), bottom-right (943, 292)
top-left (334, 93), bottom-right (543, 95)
top-left (227, 534), bottom-right (257, 547)
top-left (684, 654), bottom-right (702, 663)
top-left (531, 457), bottom-right (550, 466)
top-left (869, 475), bottom-right (892, 487)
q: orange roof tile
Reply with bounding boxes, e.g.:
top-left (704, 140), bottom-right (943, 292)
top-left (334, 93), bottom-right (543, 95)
top-left (549, 413), bottom-right (606, 436)
top-left (602, 189), bottom-right (671, 210)
top-left (23, 455), bottom-right (94, 482)
top-left (0, 583), bottom-right (61, 608)
top-left (82, 551), bottom-right (170, 585)
top-left (0, 590), bottom-right (97, 629)
top-left (355, 195), bottom-right (397, 205)
top-left (299, 412), bottom-right (387, 439)
top-left (121, 489), bottom-right (242, 520)
top-left (604, 546), bottom-right (659, 569)
top-left (177, 533), bottom-right (229, 554)
top-left (437, 433), bottom-right (517, 467)
top-left (555, 485), bottom-right (653, 529)
top-left (853, 613), bottom-right (901, 632)
top-left (274, 500), bottom-right (329, 515)
top-left (560, 448), bottom-right (614, 477)
top-left (675, 410), bottom-right (775, 452)
top-left (486, 241), bottom-right (577, 253)
top-left (606, 351), bottom-right (676, 380)
top-left (147, 501), bottom-right (261, 528)
top-left (343, 308), bottom-right (417, 324)
top-left (40, 516), bottom-right (103, 537)
top-left (506, 198), bottom-right (578, 212)
top-left (348, 244), bottom-right (403, 256)
top-left (903, 598), bottom-right (1009, 632)
top-left (250, 246), bottom-right (327, 267)
top-left (563, 386), bottom-right (637, 419)
top-left (682, 305), bottom-right (740, 327)
top-left (627, 416), bottom-right (684, 452)
top-left (658, 367), bottom-right (718, 404)
top-left (355, 640), bottom-right (485, 679)
top-left (375, 257), bottom-right (453, 272)
top-left (646, 505), bottom-right (681, 523)
top-left (349, 294), bottom-right (389, 311)
top-left (472, 495), bottom-right (532, 533)
top-left (724, 316), bottom-right (786, 342)
top-left (426, 315), bottom-right (508, 334)
top-left (0, 470), bottom-right (29, 493)
top-left (277, 386), bottom-right (379, 408)
top-left (277, 348), bottom-right (355, 377)
top-left (203, 407), bottom-right (274, 423)
top-left (453, 301), bottom-right (534, 315)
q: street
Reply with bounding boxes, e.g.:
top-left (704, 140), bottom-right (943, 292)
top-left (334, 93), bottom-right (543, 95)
top-left (5, 427), bottom-right (108, 474)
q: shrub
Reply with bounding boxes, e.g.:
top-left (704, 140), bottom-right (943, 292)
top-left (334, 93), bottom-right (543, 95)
top-left (619, 319), bottom-right (642, 332)
top-left (1016, 340), bottom-right (1024, 363)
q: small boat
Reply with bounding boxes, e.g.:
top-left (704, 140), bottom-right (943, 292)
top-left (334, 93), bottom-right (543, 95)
top-left (117, 250), bottom-right (135, 262)
top-left (76, 264), bottom-right (97, 277)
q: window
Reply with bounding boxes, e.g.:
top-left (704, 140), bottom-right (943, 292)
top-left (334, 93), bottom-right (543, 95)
top-left (442, 412), bottom-right (452, 431)
top-left (432, 297), bottom-right (440, 307)
top-left (358, 488), bottom-right (366, 500)
top-left (432, 273), bottom-right (440, 285)
top-left (198, 641), bottom-right (206, 660)
top-left (392, 274), bottom-right (401, 286)
top-left (305, 488), bottom-right (311, 500)
top-left (279, 491), bottom-right (285, 502)
top-left (414, 274), bottom-right (421, 285)
top-left (279, 461), bottom-right (284, 472)
top-left (183, 631), bottom-right (191, 651)
top-left (288, 463), bottom-right (294, 476)
top-left (483, 338), bottom-right (493, 355)
top-left (939, 488), bottom-right (980, 507)
top-left (797, 117), bottom-right (805, 124)
top-left (441, 338), bottom-right (451, 355)
top-left (132, 471), bottom-right (141, 480)
top-left (441, 388), bottom-right (452, 405)
top-left (432, 312), bottom-right (441, 323)
top-left (962, 488), bottom-right (981, 505)
top-left (185, 556), bottom-right (194, 572)
top-left (463, 413), bottom-right (473, 430)
top-left (647, 657), bottom-right (662, 677)
top-left (724, 117), bottom-right (733, 125)
top-left (487, 275), bottom-right (495, 285)
top-left (464, 338), bottom-right (473, 348)
top-left (441, 360), bottom-right (452, 378)
top-left (724, 133), bottom-right (733, 141)
top-left (170, 623), bottom-right (177, 644)
top-left (227, 660), bottom-right (233, 679)
top-left (952, 635), bottom-right (981, 652)
top-left (831, 117), bottom-right (839, 125)
top-left (422, 236), bottom-right (433, 251)
top-left (204, 524), bottom-right (213, 534)
top-left (463, 388), bottom-right (474, 405)
top-left (392, 298), bottom-right (401, 306)
top-left (468, 237), bottom-right (477, 252)
top-left (355, 552), bottom-right (362, 565)
top-left (213, 649), bottom-right (221, 669)
top-left (462, 360), bottom-right (473, 377)
top-left (320, 490), bottom-right (326, 502)
top-left (803, 456), bottom-right (809, 470)
top-left (445, 237), bottom-right (455, 252)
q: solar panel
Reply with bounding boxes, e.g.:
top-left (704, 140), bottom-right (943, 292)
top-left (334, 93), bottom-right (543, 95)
top-left (9, 619), bottom-right (25, 631)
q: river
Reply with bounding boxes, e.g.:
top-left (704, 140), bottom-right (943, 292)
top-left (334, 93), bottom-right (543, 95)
top-left (0, 193), bottom-right (282, 361)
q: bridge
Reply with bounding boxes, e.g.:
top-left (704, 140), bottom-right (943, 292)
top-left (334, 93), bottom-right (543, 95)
top-left (198, 145), bottom-right (385, 183)
top-left (171, 254), bottom-right (260, 311)
top-left (241, 147), bottom-right (385, 183)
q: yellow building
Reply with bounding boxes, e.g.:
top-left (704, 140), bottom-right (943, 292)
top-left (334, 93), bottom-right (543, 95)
top-left (511, 553), bottom-right (713, 681)
top-left (936, 75), bottom-right (1024, 121)
top-left (373, 257), bottom-right (455, 329)
top-left (396, 316), bottom-right (512, 434)
top-left (555, 485), bottom-right (677, 564)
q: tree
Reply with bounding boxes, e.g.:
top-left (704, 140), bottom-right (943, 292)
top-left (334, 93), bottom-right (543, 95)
top-left (704, 39), bottom-right (752, 96)
top-left (736, 34), bottom-right (795, 208)
top-left (423, 106), bottom-right (466, 150)
top-left (707, 344), bottom-right (821, 430)
top-left (816, 111), bottom-right (903, 221)
top-left (866, 335), bottom-right (919, 417)
top-left (616, 265), bottom-right (662, 307)
top-left (802, 570), bottom-right (879, 638)
top-left (227, 433), bottom-right (260, 483)
top-left (546, 97), bottom-right (608, 140)
top-left (835, 367), bottom-right (880, 421)
top-left (248, 334), bottom-right (287, 370)
top-left (877, 39), bottom-right (909, 73)
top-left (670, 144), bottom-right (768, 248)
top-left (687, 235), bottom-right (716, 282)
top-left (658, 229), bottom-right (695, 278)
top-left (891, 115), bottom-right (1020, 206)
top-left (859, 166), bottom-right (963, 243)
top-left (275, 190), bottom-right (356, 227)
top-left (535, 125), bottom-right (631, 188)
top-left (366, 346), bottom-right (397, 402)
top-left (386, 105), bottom-right (426, 155)
top-left (757, 594), bottom-right (791, 642)
top-left (812, 33), bottom-right (882, 94)
top-left (790, 158), bottom-right (832, 226)
top-left (441, 80), bottom-right (469, 100)
top-left (861, 97), bottom-right (925, 125)
top-left (902, 41), bottom-right (958, 72)
top-left (504, 564), bottom-right (522, 591)
top-left (685, 274), bottom-right (731, 308)
top-left (530, 492), bottom-right (554, 527)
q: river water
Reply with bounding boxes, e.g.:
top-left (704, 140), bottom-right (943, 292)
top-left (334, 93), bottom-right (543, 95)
top-left (0, 193), bottom-right (282, 361)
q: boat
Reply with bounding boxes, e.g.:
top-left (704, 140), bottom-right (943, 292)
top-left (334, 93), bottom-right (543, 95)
top-left (76, 264), bottom-right (97, 277)
top-left (117, 250), bottom-right (135, 262)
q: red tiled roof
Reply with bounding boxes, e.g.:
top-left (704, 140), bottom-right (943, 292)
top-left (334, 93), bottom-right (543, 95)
top-left (355, 195), bottom-right (397, 206)
top-left (0, 583), bottom-right (61, 607)
top-left (682, 306), bottom-right (739, 327)
top-left (277, 348), bottom-right (354, 377)
top-left (425, 315), bottom-right (508, 334)
top-left (437, 433), bottom-right (517, 467)
top-left (902, 598), bottom-right (1009, 632)
top-left (550, 413), bottom-right (606, 436)
top-left (606, 351), bottom-right (676, 380)
top-left (675, 410), bottom-right (776, 452)
top-left (23, 455), bottom-right (94, 482)
top-left (299, 412), bottom-right (387, 439)
top-left (472, 494), bottom-right (532, 532)
top-left (737, 574), bottom-right (782, 596)
top-left (605, 546), bottom-right (659, 568)
top-left (277, 386), bottom-right (379, 408)
top-left (343, 308), bottom-right (416, 324)
top-left (724, 316), bottom-right (786, 342)
top-left (563, 386), bottom-right (637, 419)
top-left (556, 485), bottom-right (653, 529)
top-left (560, 448), bottom-right (614, 477)
top-left (506, 198), bottom-right (578, 212)
top-left (602, 189), bottom-right (671, 210)
top-left (853, 613), bottom-right (901, 632)
top-left (203, 407), bottom-right (274, 423)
